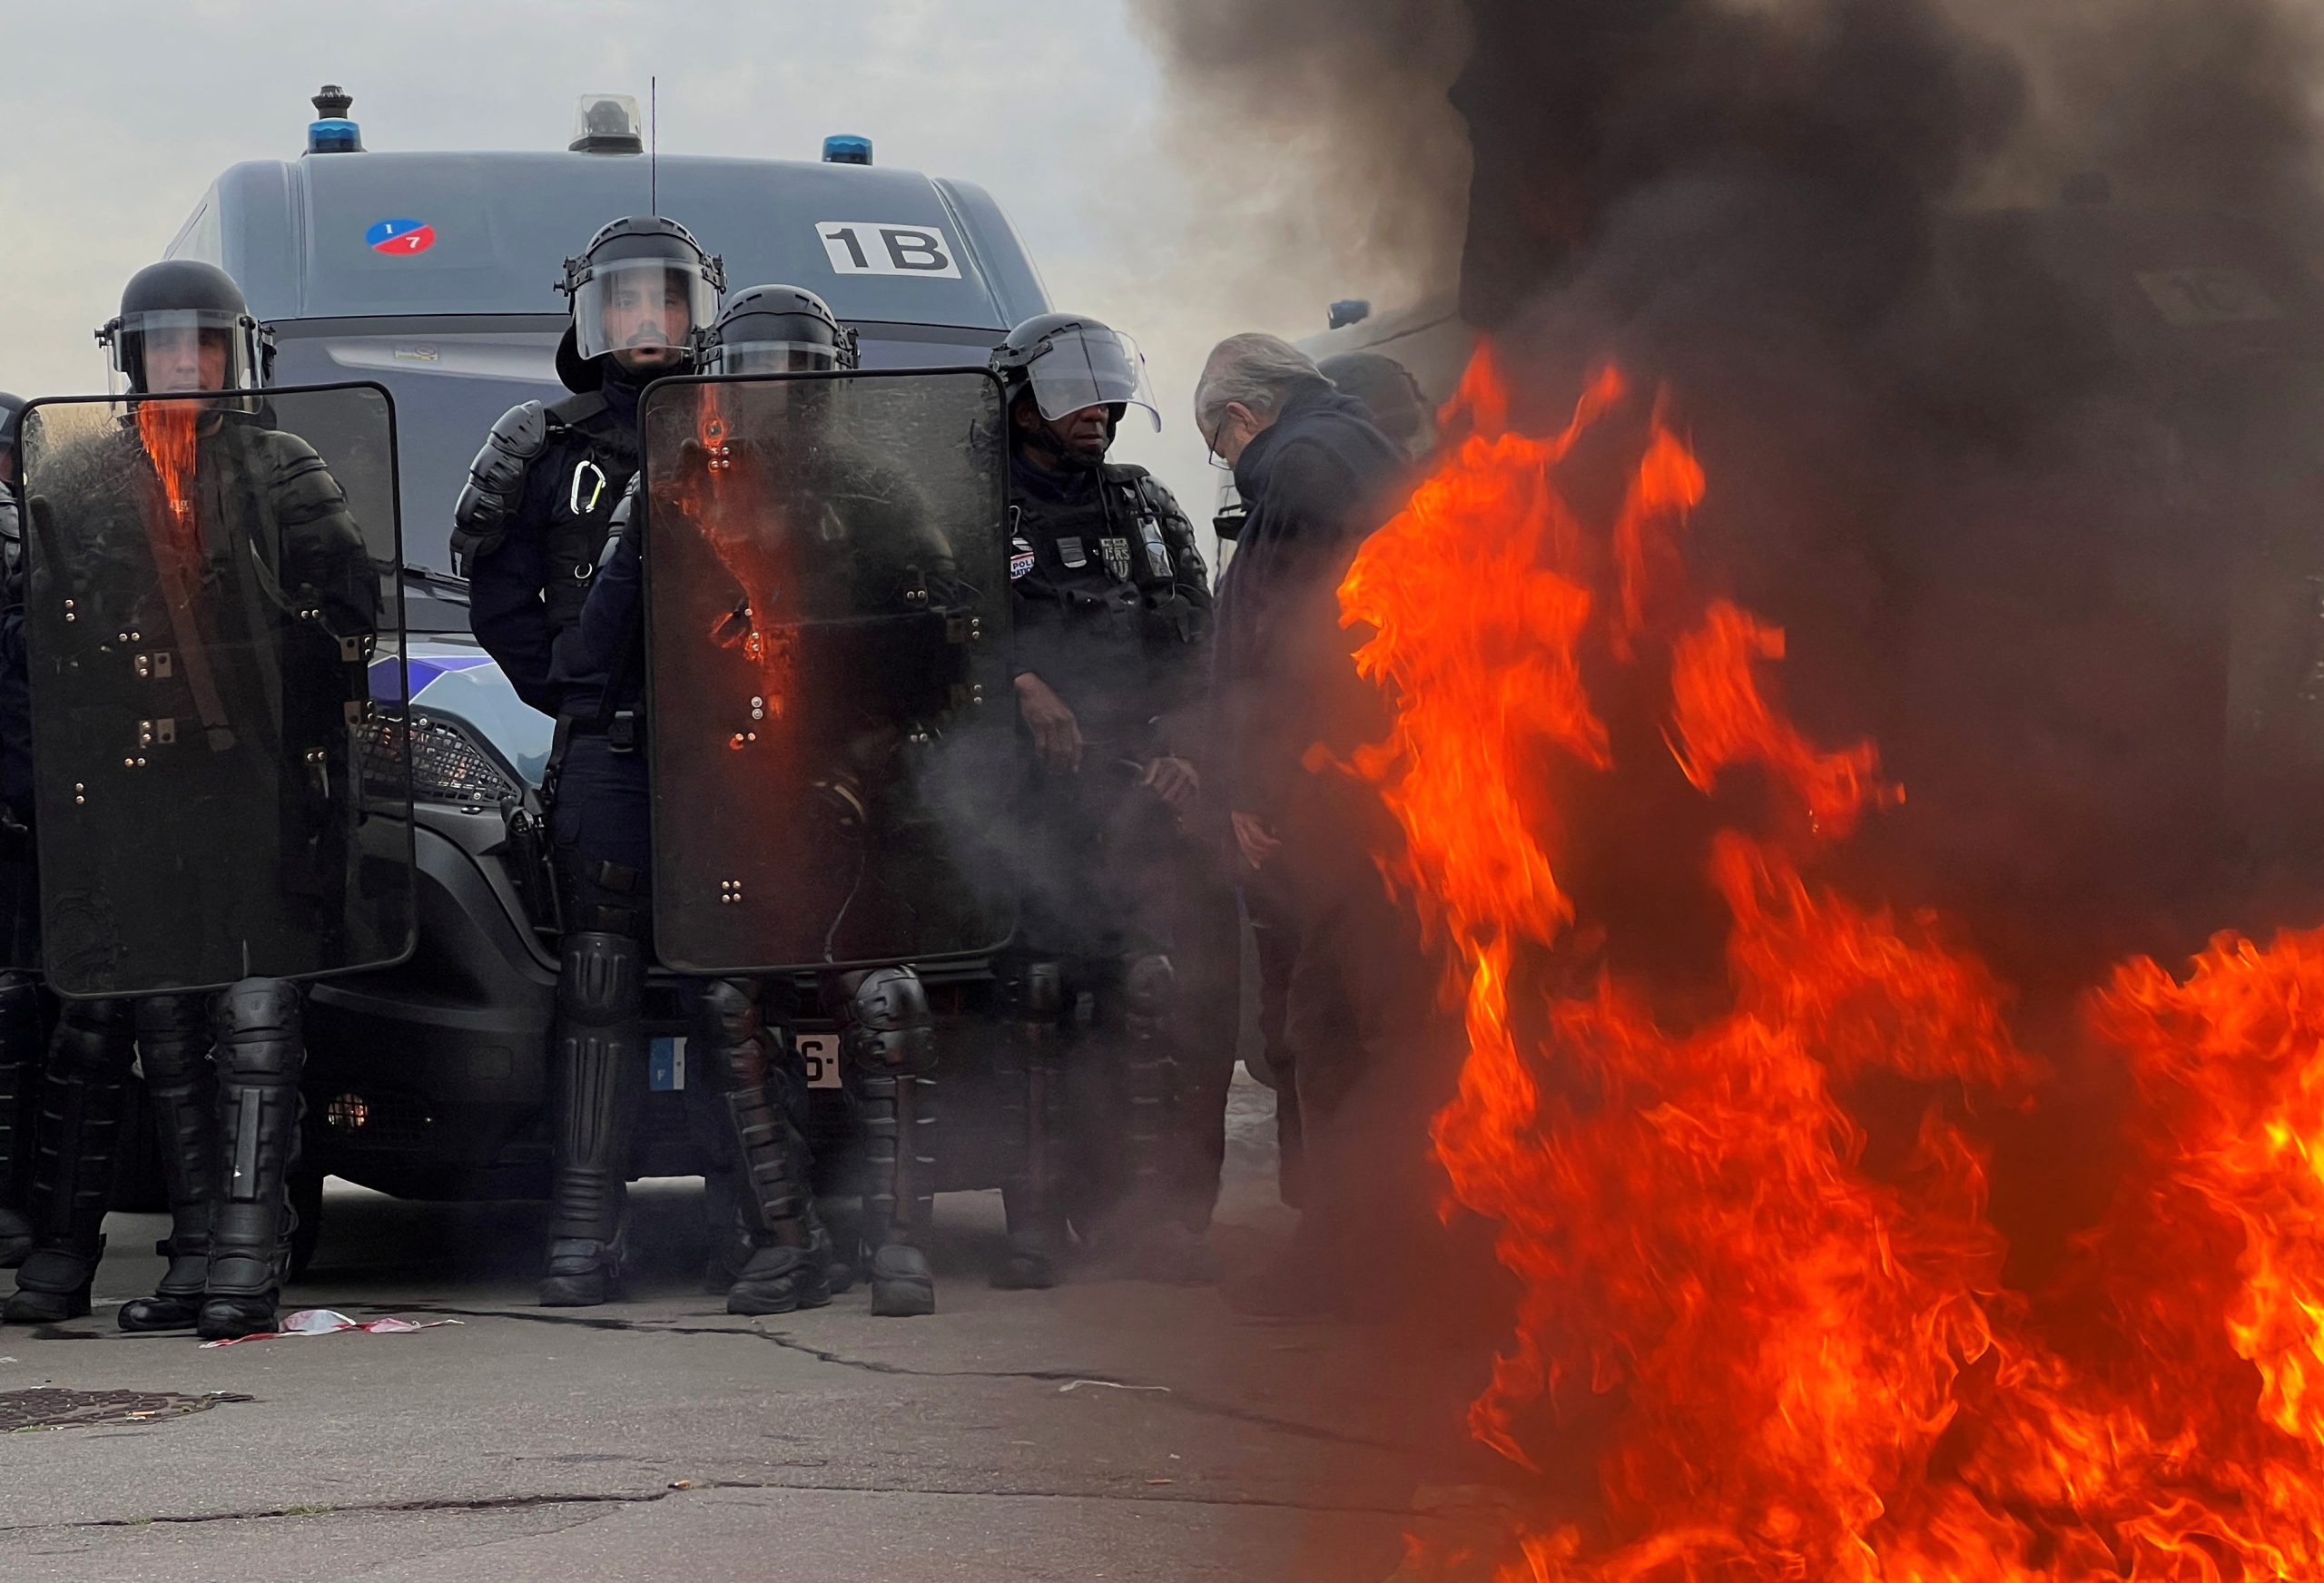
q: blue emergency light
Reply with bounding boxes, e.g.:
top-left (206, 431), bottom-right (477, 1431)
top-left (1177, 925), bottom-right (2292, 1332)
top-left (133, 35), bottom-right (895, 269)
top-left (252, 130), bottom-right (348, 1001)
top-left (307, 84), bottom-right (363, 154)
top-left (822, 134), bottom-right (873, 166)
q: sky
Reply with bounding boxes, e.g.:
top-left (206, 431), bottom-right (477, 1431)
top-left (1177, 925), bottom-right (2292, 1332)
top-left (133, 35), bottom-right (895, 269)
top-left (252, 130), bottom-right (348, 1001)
top-left (0, 0), bottom-right (1411, 530)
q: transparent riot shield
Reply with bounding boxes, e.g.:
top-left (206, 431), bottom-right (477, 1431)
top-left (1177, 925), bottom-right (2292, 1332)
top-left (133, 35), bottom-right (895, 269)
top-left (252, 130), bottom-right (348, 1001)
top-left (638, 369), bottom-right (1013, 974)
top-left (17, 385), bottom-right (415, 998)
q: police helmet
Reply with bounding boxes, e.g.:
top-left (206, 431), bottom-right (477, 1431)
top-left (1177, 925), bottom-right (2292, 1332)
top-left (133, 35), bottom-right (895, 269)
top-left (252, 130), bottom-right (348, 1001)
top-left (702, 284), bottom-right (857, 375)
top-left (990, 312), bottom-right (1160, 433)
top-left (97, 261), bottom-right (271, 397)
top-left (556, 216), bottom-right (725, 388)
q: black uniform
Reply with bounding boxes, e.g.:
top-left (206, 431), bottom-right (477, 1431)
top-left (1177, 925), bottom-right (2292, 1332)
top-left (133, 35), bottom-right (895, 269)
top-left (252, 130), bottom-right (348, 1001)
top-left (581, 424), bottom-right (950, 1319)
top-left (5, 409), bottom-right (377, 1338)
top-left (458, 372), bottom-right (846, 1313)
top-left (998, 450), bottom-right (1212, 1279)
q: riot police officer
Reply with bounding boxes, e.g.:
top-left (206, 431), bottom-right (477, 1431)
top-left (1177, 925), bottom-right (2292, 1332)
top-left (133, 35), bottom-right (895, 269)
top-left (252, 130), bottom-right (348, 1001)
top-left (987, 312), bottom-right (1213, 1288)
top-left (457, 220), bottom-right (848, 1313)
top-left (567, 285), bottom-right (944, 1318)
top-left (4, 260), bottom-right (379, 1338)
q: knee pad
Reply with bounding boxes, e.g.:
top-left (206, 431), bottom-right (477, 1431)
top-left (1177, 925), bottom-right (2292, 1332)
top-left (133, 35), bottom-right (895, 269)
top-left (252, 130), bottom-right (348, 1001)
top-left (135, 995), bottom-right (213, 1084)
top-left (559, 932), bottom-right (643, 1027)
top-left (693, 978), bottom-right (761, 1045)
top-left (52, 999), bottom-right (134, 1077)
top-left (212, 979), bottom-right (303, 1082)
top-left (693, 978), bottom-right (767, 1087)
top-left (839, 967), bottom-right (934, 1076)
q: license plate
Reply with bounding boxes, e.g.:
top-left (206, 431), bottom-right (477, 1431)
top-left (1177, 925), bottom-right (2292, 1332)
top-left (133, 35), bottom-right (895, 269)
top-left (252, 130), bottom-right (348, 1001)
top-left (798, 1033), bottom-right (843, 1090)
top-left (649, 1036), bottom-right (688, 1092)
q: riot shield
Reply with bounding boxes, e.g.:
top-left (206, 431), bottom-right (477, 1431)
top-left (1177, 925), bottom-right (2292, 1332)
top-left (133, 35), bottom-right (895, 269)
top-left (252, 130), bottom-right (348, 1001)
top-left (639, 369), bottom-right (1013, 974)
top-left (17, 384), bottom-right (415, 998)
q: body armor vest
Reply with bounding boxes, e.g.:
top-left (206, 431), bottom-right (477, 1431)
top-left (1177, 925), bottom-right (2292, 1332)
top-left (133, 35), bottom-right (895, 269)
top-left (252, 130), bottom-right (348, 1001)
top-left (538, 393), bottom-right (637, 636)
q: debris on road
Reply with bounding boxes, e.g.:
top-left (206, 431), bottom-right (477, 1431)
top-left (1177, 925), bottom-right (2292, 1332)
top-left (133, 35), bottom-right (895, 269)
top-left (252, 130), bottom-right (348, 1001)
top-left (197, 1309), bottom-right (465, 1348)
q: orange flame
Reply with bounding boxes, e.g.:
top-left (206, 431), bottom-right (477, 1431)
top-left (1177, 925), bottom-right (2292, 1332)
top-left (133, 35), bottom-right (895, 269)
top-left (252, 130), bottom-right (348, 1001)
top-left (1343, 345), bottom-right (2324, 1579)
top-left (134, 398), bottom-right (200, 559)
top-left (663, 387), bottom-right (795, 728)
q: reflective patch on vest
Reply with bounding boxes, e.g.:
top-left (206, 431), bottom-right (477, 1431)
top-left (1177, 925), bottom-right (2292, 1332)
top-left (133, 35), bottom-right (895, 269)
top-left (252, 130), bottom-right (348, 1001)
top-left (1139, 520), bottom-right (1172, 580)
top-left (1057, 536), bottom-right (1088, 569)
top-left (1010, 534), bottom-right (1036, 582)
top-left (1100, 537), bottom-right (1131, 581)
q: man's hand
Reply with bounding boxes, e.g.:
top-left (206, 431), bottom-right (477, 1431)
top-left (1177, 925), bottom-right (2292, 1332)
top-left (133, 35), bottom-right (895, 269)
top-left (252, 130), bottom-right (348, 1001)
top-left (1232, 810), bottom-right (1281, 870)
top-left (1014, 672), bottom-right (1083, 772)
top-left (1139, 755), bottom-right (1200, 811)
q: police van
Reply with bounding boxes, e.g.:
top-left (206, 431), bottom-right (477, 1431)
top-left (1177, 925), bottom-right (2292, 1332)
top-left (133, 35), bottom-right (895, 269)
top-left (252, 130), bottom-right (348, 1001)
top-left (159, 90), bottom-right (1050, 1241)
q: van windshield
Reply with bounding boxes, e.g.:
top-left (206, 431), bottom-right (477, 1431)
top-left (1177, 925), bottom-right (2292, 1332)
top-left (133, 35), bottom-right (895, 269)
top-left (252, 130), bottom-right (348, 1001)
top-left (271, 320), bottom-right (1002, 597)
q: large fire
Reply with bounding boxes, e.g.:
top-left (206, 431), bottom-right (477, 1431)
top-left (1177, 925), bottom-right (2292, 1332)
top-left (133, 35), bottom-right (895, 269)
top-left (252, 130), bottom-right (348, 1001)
top-left (1339, 349), bottom-right (2324, 1579)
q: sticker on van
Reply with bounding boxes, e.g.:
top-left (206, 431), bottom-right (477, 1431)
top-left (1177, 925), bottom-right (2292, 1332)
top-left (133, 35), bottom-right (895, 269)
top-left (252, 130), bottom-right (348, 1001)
top-left (817, 221), bottom-right (962, 280)
top-left (366, 218), bottom-right (438, 255)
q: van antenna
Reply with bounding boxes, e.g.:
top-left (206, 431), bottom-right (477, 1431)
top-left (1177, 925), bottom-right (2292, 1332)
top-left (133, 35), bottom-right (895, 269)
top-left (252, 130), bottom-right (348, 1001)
top-left (649, 77), bottom-right (658, 217)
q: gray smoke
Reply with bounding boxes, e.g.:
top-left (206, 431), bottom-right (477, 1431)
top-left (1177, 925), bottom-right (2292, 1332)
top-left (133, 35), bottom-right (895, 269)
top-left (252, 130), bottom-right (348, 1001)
top-left (1122, 0), bottom-right (1472, 308)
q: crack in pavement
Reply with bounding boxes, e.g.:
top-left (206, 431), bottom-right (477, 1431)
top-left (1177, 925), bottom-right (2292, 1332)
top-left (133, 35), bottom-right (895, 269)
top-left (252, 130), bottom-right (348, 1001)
top-left (3, 1478), bottom-right (1429, 1536)
top-left (382, 1303), bottom-right (1411, 1455)
top-left (749, 1330), bottom-right (1413, 1455)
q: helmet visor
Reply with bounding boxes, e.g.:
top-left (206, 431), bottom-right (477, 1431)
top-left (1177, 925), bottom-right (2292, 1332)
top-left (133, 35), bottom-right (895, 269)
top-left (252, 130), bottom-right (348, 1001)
top-left (108, 309), bottom-right (262, 395)
top-left (1025, 326), bottom-right (1160, 431)
top-left (572, 258), bottom-right (722, 361)
top-left (713, 339), bottom-right (842, 377)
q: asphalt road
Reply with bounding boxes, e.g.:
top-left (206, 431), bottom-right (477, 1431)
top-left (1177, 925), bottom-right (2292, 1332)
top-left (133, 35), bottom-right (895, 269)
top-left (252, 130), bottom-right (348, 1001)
top-left (0, 1075), bottom-right (1502, 1583)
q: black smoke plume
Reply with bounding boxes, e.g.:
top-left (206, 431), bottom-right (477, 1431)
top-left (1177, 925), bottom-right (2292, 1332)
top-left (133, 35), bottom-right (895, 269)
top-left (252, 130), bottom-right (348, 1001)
top-left (1137, 0), bottom-right (2324, 986)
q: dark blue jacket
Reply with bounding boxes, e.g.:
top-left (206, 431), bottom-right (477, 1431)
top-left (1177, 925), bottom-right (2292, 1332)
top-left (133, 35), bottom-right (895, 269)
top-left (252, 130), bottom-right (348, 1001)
top-left (467, 375), bottom-right (643, 720)
top-left (1213, 380), bottom-right (1407, 817)
top-left (549, 484), bottom-right (643, 725)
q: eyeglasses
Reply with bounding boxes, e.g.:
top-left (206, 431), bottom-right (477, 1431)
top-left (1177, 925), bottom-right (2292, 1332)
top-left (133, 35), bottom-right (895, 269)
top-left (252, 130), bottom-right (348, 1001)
top-left (1205, 413), bottom-right (1233, 471)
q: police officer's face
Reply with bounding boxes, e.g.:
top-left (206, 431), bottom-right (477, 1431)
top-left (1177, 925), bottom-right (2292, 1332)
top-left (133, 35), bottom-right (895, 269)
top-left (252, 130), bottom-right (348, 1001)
top-left (1017, 398), bottom-right (1113, 462)
top-left (146, 327), bottom-right (230, 394)
top-left (605, 270), bottom-right (692, 373)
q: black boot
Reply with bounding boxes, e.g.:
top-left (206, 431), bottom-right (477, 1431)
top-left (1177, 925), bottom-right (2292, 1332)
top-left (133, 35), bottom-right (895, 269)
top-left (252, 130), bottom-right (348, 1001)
top-left (0, 973), bottom-right (46, 1269)
top-left (119, 997), bottom-right (215, 1333)
top-left (542, 932), bottom-right (643, 1306)
top-left (198, 980), bottom-right (303, 1342)
top-left (993, 962), bottom-right (1066, 1291)
top-left (697, 979), bottom-right (828, 1316)
top-left (835, 968), bottom-right (937, 1318)
top-left (5, 1002), bottom-right (133, 1324)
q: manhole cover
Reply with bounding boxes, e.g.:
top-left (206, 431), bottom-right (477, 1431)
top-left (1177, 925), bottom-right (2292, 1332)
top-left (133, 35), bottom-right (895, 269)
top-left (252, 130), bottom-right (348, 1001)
top-left (0, 1388), bottom-right (253, 1431)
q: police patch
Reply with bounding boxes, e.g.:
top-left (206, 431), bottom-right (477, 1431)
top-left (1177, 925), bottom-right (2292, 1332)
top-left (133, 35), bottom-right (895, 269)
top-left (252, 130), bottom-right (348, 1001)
top-left (1100, 537), bottom-right (1131, 580)
top-left (1010, 534), bottom-right (1036, 580)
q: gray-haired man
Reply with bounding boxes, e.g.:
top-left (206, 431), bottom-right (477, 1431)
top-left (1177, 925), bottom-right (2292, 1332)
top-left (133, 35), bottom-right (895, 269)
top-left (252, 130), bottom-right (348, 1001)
top-left (1195, 333), bottom-right (1433, 1311)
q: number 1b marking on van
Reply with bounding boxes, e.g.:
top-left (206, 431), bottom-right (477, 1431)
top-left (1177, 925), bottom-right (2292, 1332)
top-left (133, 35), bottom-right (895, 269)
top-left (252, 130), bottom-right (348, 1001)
top-left (817, 221), bottom-right (962, 280)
